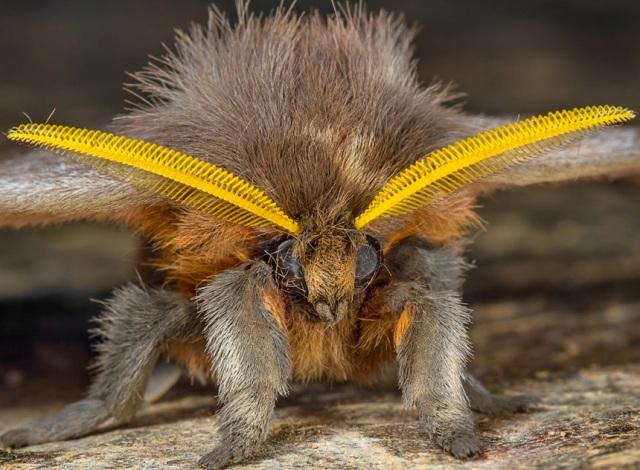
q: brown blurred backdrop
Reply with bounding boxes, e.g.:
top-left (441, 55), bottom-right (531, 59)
top-left (0, 1), bottom-right (638, 404)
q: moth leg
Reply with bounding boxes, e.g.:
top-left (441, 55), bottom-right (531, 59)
top-left (395, 290), bottom-right (480, 458)
top-left (463, 373), bottom-right (537, 415)
top-left (387, 238), bottom-right (479, 458)
top-left (0, 284), bottom-right (195, 448)
top-left (144, 361), bottom-right (183, 404)
top-left (0, 400), bottom-right (109, 449)
top-left (196, 261), bottom-right (290, 469)
top-left (390, 237), bottom-right (537, 416)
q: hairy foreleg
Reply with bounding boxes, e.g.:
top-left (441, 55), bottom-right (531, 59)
top-left (396, 288), bottom-right (479, 457)
top-left (389, 237), bottom-right (534, 417)
top-left (196, 261), bottom-right (290, 469)
top-left (386, 238), bottom-right (478, 457)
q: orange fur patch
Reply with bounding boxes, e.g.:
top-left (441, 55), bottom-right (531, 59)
top-left (166, 337), bottom-right (211, 380)
top-left (393, 305), bottom-right (413, 349)
top-left (373, 190), bottom-right (482, 248)
top-left (126, 205), bottom-right (272, 295)
top-left (285, 307), bottom-right (357, 382)
top-left (350, 280), bottom-right (405, 383)
top-left (261, 287), bottom-right (287, 331)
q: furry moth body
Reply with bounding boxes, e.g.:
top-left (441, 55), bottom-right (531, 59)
top-left (0, 3), bottom-right (638, 469)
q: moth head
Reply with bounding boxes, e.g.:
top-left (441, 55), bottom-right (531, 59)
top-left (269, 222), bottom-right (381, 324)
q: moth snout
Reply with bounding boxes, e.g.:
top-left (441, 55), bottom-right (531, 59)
top-left (313, 298), bottom-right (349, 325)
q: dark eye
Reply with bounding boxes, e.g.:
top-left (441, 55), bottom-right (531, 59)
top-left (355, 235), bottom-right (381, 288)
top-left (273, 238), bottom-right (307, 296)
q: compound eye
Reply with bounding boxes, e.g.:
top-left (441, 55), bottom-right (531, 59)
top-left (274, 238), bottom-right (307, 296)
top-left (355, 235), bottom-right (381, 288)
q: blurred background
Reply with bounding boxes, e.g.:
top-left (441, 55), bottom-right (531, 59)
top-left (0, 1), bottom-right (638, 406)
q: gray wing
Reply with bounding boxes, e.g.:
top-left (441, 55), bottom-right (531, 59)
top-left (0, 149), bottom-right (155, 227)
top-left (466, 114), bottom-right (640, 188)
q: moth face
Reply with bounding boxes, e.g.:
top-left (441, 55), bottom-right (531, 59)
top-left (271, 230), bottom-right (381, 324)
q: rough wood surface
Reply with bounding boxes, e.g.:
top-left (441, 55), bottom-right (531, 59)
top-left (1, 365), bottom-right (639, 469)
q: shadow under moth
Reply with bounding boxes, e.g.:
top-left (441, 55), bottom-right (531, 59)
top-left (0, 3), bottom-right (638, 468)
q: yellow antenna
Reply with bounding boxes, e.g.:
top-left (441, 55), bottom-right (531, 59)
top-left (354, 105), bottom-right (635, 229)
top-left (7, 124), bottom-right (300, 234)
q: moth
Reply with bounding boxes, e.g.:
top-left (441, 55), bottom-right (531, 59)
top-left (0, 3), bottom-right (638, 469)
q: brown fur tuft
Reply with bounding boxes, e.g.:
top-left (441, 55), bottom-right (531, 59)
top-left (118, 2), bottom-right (469, 231)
